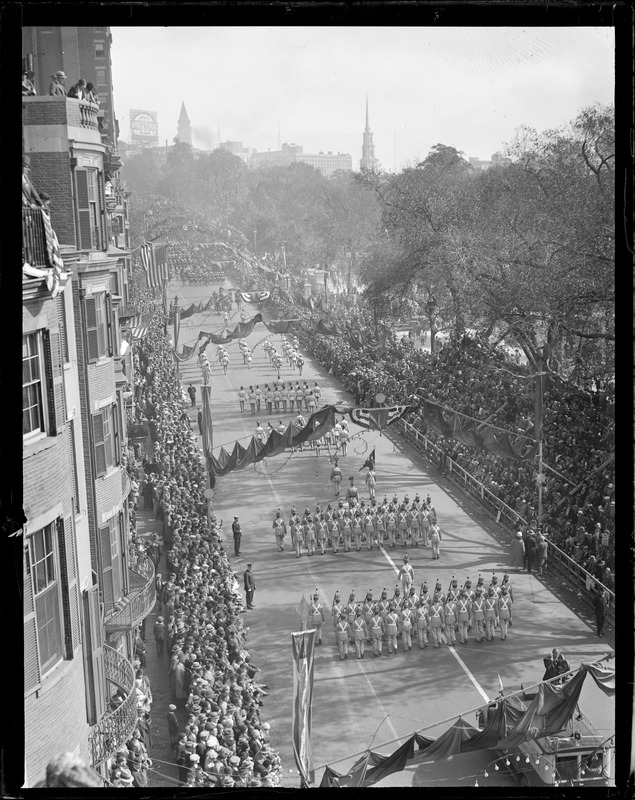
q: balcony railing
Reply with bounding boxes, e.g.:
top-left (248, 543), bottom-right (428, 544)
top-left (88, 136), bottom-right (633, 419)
top-left (88, 644), bottom-right (137, 767)
top-left (22, 207), bottom-right (48, 267)
top-left (121, 468), bottom-right (131, 498)
top-left (104, 551), bottom-right (156, 632)
top-left (77, 99), bottom-right (100, 130)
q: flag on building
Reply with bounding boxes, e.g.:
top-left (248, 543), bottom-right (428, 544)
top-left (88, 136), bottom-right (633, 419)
top-left (154, 243), bottom-right (169, 281)
top-left (291, 629), bottom-right (316, 787)
top-left (139, 242), bottom-right (152, 273)
top-left (129, 325), bottom-right (149, 340)
top-left (201, 384), bottom-right (214, 457)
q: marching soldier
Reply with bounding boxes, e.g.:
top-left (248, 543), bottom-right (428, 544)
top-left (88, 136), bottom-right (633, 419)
top-left (428, 595), bottom-right (445, 648)
top-left (377, 588), bottom-right (391, 639)
top-left (351, 607), bottom-right (368, 658)
top-left (471, 587), bottom-right (486, 643)
top-left (444, 595), bottom-right (458, 646)
top-left (447, 577), bottom-right (461, 603)
top-left (398, 554), bottom-right (415, 597)
top-left (497, 585), bottom-right (513, 640)
top-left (501, 573), bottom-right (514, 602)
top-left (309, 591), bottom-right (326, 645)
top-left (484, 587), bottom-right (499, 641)
top-left (272, 509), bottom-right (286, 552)
top-left (365, 468), bottom-right (376, 499)
top-left (420, 505), bottom-right (431, 546)
top-left (397, 506), bottom-right (409, 545)
top-left (385, 505), bottom-right (398, 547)
top-left (476, 574), bottom-right (485, 593)
top-left (369, 605), bottom-right (385, 656)
top-left (339, 509), bottom-right (352, 552)
top-left (352, 510), bottom-right (364, 551)
top-left (335, 612), bottom-right (349, 660)
top-left (345, 592), bottom-right (357, 643)
top-left (327, 505), bottom-right (339, 554)
top-left (412, 492), bottom-right (422, 509)
top-left (385, 602), bottom-right (400, 654)
top-left (330, 459), bottom-right (343, 496)
top-left (346, 476), bottom-right (360, 508)
top-left (456, 588), bottom-right (472, 644)
top-left (303, 514), bottom-right (316, 556)
top-left (432, 579), bottom-right (446, 606)
top-left (376, 503), bottom-right (387, 543)
top-left (489, 573), bottom-right (502, 598)
top-left (408, 504), bottom-right (421, 546)
top-left (404, 585), bottom-right (418, 611)
top-left (430, 522), bottom-right (442, 559)
top-left (399, 602), bottom-right (415, 650)
top-left (363, 505), bottom-right (375, 550)
top-left (361, 591), bottom-right (374, 640)
top-left (419, 582), bottom-right (432, 610)
top-left (414, 596), bottom-right (429, 648)
top-left (331, 591), bottom-right (344, 633)
top-left (289, 508), bottom-right (302, 558)
top-left (316, 513), bottom-right (328, 555)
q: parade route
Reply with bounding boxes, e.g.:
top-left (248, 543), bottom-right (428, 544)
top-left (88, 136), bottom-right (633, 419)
top-left (166, 279), bottom-right (614, 787)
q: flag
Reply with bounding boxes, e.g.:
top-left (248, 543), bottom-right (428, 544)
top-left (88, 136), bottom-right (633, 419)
top-left (154, 243), bottom-right (170, 281)
top-left (349, 405), bottom-right (412, 432)
top-left (291, 629), bottom-right (316, 787)
top-left (201, 384), bottom-right (214, 457)
top-left (139, 242), bottom-right (152, 273)
top-left (173, 304), bottom-right (181, 349)
top-left (129, 325), bottom-right (148, 340)
top-left (359, 448), bottom-right (376, 471)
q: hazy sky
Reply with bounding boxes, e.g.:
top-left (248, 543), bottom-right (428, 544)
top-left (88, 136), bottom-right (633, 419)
top-left (111, 26), bottom-right (614, 169)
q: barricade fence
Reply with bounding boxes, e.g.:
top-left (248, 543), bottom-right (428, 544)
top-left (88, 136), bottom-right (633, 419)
top-left (394, 418), bottom-right (614, 625)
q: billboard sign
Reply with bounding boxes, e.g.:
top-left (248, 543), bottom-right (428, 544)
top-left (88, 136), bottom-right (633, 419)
top-left (130, 109), bottom-right (158, 147)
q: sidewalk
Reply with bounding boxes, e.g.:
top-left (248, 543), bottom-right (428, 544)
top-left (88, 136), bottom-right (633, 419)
top-left (133, 437), bottom-right (182, 788)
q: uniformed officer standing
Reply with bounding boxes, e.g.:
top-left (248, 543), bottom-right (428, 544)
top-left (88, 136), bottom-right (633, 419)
top-left (272, 510), bottom-right (286, 552)
top-left (399, 603), bottom-right (415, 650)
top-left (414, 597), bottom-right (429, 648)
top-left (309, 591), bottom-right (326, 645)
top-left (443, 596), bottom-right (458, 646)
top-left (369, 606), bottom-right (385, 656)
top-left (330, 459), bottom-right (343, 496)
top-left (385, 602), bottom-right (400, 654)
top-left (484, 588), bottom-right (499, 641)
top-left (335, 612), bottom-right (350, 660)
top-left (456, 589), bottom-right (472, 644)
top-left (497, 585), bottom-right (513, 640)
top-left (351, 607), bottom-right (368, 658)
top-left (365, 468), bottom-right (376, 499)
top-left (471, 587), bottom-right (486, 642)
top-left (398, 554), bottom-right (415, 597)
top-left (428, 596), bottom-right (445, 647)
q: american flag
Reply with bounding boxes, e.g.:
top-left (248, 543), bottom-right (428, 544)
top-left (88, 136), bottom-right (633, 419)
top-left (129, 325), bottom-right (149, 340)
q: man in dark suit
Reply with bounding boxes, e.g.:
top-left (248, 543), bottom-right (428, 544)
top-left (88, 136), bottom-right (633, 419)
top-left (243, 563), bottom-right (256, 609)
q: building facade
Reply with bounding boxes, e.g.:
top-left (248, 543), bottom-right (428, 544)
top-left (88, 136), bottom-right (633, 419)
top-left (22, 27), bottom-right (154, 784)
top-left (250, 142), bottom-right (352, 177)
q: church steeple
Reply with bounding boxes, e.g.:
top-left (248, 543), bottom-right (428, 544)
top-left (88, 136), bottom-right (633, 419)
top-left (360, 95), bottom-right (379, 172)
top-left (176, 101), bottom-right (192, 146)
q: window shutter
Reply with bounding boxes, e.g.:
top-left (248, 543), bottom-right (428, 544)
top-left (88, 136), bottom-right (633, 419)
top-left (105, 291), bottom-right (113, 356)
top-left (24, 551), bottom-right (42, 694)
top-left (104, 407), bottom-right (113, 469)
top-left (82, 585), bottom-right (105, 725)
top-left (41, 328), bottom-right (55, 435)
top-left (85, 296), bottom-right (99, 362)
top-left (97, 170), bottom-right (106, 250)
top-left (112, 401), bottom-right (120, 465)
top-left (56, 294), bottom-right (69, 363)
top-left (49, 329), bottom-right (66, 433)
top-left (119, 509), bottom-right (130, 596)
top-left (75, 169), bottom-right (93, 249)
top-left (57, 517), bottom-right (82, 655)
top-left (93, 412), bottom-right (106, 476)
top-left (99, 524), bottom-right (114, 608)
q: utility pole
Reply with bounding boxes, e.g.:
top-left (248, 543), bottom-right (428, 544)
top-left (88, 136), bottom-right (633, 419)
top-left (535, 348), bottom-right (546, 525)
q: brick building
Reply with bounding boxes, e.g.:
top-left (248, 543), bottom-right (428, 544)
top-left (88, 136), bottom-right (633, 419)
top-left (22, 28), bottom-right (154, 785)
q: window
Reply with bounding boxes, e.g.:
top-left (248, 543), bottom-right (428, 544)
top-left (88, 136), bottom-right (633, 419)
top-left (27, 524), bottom-right (63, 672)
top-left (93, 406), bottom-right (114, 476)
top-left (95, 68), bottom-right (106, 86)
top-left (85, 293), bottom-right (108, 361)
top-left (99, 515), bottom-right (122, 607)
top-left (22, 332), bottom-right (44, 435)
top-left (94, 41), bottom-right (105, 59)
top-left (75, 168), bottom-right (102, 250)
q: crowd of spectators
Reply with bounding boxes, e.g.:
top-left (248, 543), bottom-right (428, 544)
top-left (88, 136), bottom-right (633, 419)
top-left (127, 306), bottom-right (282, 788)
top-left (295, 311), bottom-right (615, 584)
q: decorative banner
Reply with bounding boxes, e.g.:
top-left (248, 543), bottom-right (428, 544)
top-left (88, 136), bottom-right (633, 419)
top-left (239, 291), bottom-right (270, 303)
top-left (291, 629), bottom-right (316, 787)
top-left (173, 342), bottom-right (197, 362)
top-left (349, 405), bottom-right (413, 432)
top-left (173, 305), bottom-right (181, 349)
top-left (201, 385), bottom-right (214, 457)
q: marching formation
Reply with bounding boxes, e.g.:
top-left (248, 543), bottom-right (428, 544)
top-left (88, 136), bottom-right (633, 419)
top-left (323, 571), bottom-right (514, 660)
top-left (272, 490), bottom-right (442, 557)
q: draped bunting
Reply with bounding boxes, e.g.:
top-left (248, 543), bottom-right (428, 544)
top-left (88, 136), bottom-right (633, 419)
top-left (208, 406), bottom-right (336, 477)
top-left (348, 405), bottom-right (412, 432)
top-left (172, 342), bottom-right (198, 362)
top-left (319, 663), bottom-right (613, 787)
top-left (239, 291), bottom-right (270, 303)
top-left (419, 399), bottom-right (538, 461)
top-left (315, 319), bottom-right (343, 337)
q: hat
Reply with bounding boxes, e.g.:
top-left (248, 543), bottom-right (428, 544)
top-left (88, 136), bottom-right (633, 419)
top-left (168, 704), bottom-right (177, 711)
top-left (190, 753), bottom-right (200, 762)
top-left (234, 515), bottom-right (239, 519)
top-left (55, 70), bottom-right (67, 79)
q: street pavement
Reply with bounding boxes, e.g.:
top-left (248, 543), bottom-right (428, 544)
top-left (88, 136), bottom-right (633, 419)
top-left (159, 278), bottom-right (615, 787)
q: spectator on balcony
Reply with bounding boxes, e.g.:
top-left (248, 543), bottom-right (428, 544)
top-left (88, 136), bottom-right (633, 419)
top-left (48, 70), bottom-right (67, 96)
top-left (85, 81), bottom-right (100, 105)
top-left (22, 69), bottom-right (36, 95)
top-left (67, 77), bottom-right (87, 99)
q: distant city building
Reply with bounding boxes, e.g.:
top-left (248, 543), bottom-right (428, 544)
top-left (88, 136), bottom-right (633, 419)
top-left (469, 156), bottom-right (492, 171)
top-left (219, 140), bottom-right (256, 166)
top-left (469, 151), bottom-right (513, 171)
top-left (360, 97), bottom-right (380, 172)
top-left (250, 142), bottom-right (352, 177)
top-left (176, 101), bottom-right (192, 146)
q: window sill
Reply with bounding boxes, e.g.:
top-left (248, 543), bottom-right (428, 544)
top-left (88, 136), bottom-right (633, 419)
top-left (26, 653), bottom-right (78, 699)
top-left (23, 433), bottom-right (59, 459)
top-left (97, 465), bottom-right (119, 482)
